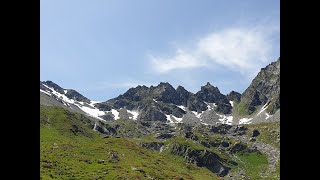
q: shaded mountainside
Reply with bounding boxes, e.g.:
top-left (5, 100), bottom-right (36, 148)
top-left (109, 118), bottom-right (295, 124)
top-left (40, 105), bottom-right (279, 179)
top-left (235, 58), bottom-right (280, 116)
top-left (103, 81), bottom-right (231, 116)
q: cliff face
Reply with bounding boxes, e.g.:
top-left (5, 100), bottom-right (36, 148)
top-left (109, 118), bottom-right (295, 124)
top-left (236, 58), bottom-right (280, 115)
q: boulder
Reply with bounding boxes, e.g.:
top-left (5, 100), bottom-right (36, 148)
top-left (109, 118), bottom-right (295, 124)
top-left (171, 143), bottom-right (230, 177)
top-left (252, 130), bottom-right (260, 137)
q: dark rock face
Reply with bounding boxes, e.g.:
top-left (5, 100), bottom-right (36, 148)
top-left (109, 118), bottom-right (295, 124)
top-left (65, 89), bottom-right (90, 103)
top-left (176, 86), bottom-right (191, 106)
top-left (226, 91), bottom-right (241, 102)
top-left (99, 114), bottom-right (114, 121)
top-left (122, 85), bottom-right (150, 101)
top-left (200, 141), bottom-right (212, 148)
top-left (195, 82), bottom-right (223, 103)
top-left (238, 58), bottom-right (280, 115)
top-left (94, 103), bottom-right (112, 111)
top-left (156, 133), bottom-right (175, 139)
top-left (211, 124), bottom-right (233, 134)
top-left (102, 81), bottom-right (236, 122)
top-left (138, 108), bottom-right (167, 122)
top-left (221, 141), bottom-right (230, 148)
top-left (252, 130), bottom-right (260, 137)
top-left (186, 96), bottom-right (208, 112)
top-left (171, 143), bottom-right (230, 177)
top-left (152, 82), bottom-right (181, 104)
top-left (229, 143), bottom-right (247, 154)
top-left (103, 82), bottom-right (188, 122)
top-left (228, 126), bottom-right (247, 136)
top-left (250, 138), bottom-right (256, 142)
top-left (95, 124), bottom-right (117, 136)
top-left (215, 98), bottom-right (232, 114)
top-left (42, 81), bottom-right (65, 94)
top-left (156, 102), bottom-right (185, 118)
top-left (110, 98), bottom-right (135, 110)
top-left (195, 82), bottom-right (232, 114)
top-left (184, 132), bottom-right (199, 141)
top-left (139, 142), bottom-right (165, 151)
top-left (266, 94), bottom-right (280, 114)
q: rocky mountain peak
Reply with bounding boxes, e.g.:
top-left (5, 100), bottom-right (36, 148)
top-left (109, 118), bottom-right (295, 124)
top-left (196, 82), bottom-right (223, 103)
top-left (40, 80), bottom-right (90, 103)
top-left (176, 85), bottom-right (192, 106)
top-left (235, 57), bottom-right (280, 115)
top-left (65, 89), bottom-right (91, 103)
top-left (40, 57), bottom-right (279, 124)
top-left (42, 80), bottom-right (65, 94)
top-left (155, 82), bottom-right (175, 91)
top-left (153, 82), bottom-right (180, 104)
top-left (205, 82), bottom-right (213, 87)
top-left (227, 91), bottom-right (241, 103)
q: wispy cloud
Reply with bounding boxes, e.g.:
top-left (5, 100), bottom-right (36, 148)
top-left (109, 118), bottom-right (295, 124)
top-left (148, 25), bottom-right (279, 77)
top-left (148, 49), bottom-right (206, 74)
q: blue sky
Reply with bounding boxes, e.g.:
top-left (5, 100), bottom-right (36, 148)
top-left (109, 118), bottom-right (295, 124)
top-left (40, 0), bottom-right (279, 101)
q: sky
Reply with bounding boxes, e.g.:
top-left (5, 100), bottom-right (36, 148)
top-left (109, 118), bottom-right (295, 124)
top-left (40, 0), bottom-right (279, 101)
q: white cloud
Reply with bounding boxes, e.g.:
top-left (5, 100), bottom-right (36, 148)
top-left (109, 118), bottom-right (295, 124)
top-left (148, 25), bottom-right (278, 77)
top-left (149, 49), bottom-right (206, 74)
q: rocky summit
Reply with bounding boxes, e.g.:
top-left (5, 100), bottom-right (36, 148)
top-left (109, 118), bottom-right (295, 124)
top-left (40, 58), bottom-right (280, 179)
top-left (40, 57), bottom-right (280, 126)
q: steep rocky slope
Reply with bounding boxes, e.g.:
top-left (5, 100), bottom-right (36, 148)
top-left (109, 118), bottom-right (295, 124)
top-left (235, 58), bottom-right (280, 116)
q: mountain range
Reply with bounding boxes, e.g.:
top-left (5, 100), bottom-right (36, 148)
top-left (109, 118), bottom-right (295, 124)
top-left (40, 57), bottom-right (280, 126)
top-left (40, 57), bottom-right (280, 179)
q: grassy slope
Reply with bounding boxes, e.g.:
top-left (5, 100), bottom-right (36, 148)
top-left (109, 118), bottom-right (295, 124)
top-left (244, 122), bottom-right (280, 149)
top-left (40, 105), bottom-right (278, 179)
top-left (40, 106), bottom-right (218, 180)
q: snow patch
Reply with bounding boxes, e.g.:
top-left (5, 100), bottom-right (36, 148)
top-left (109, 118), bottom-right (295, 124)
top-left (201, 122), bottom-right (209, 126)
top-left (166, 114), bottom-right (183, 123)
top-left (64, 90), bottom-right (68, 94)
top-left (40, 89), bottom-right (51, 96)
top-left (111, 109), bottom-right (119, 120)
top-left (204, 102), bottom-right (216, 110)
top-left (127, 110), bottom-right (139, 120)
top-left (43, 84), bottom-right (75, 104)
top-left (226, 116), bottom-right (233, 125)
top-left (177, 105), bottom-right (187, 111)
top-left (218, 114), bottom-right (233, 125)
top-left (76, 104), bottom-right (106, 121)
top-left (229, 101), bottom-right (234, 107)
top-left (239, 117), bottom-right (253, 124)
top-left (265, 113), bottom-right (271, 119)
top-left (191, 111), bottom-right (202, 118)
top-left (43, 84), bottom-right (108, 121)
top-left (173, 115), bottom-right (183, 123)
top-left (89, 101), bottom-right (100, 107)
top-left (257, 103), bottom-right (269, 115)
top-left (166, 115), bottom-right (174, 123)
